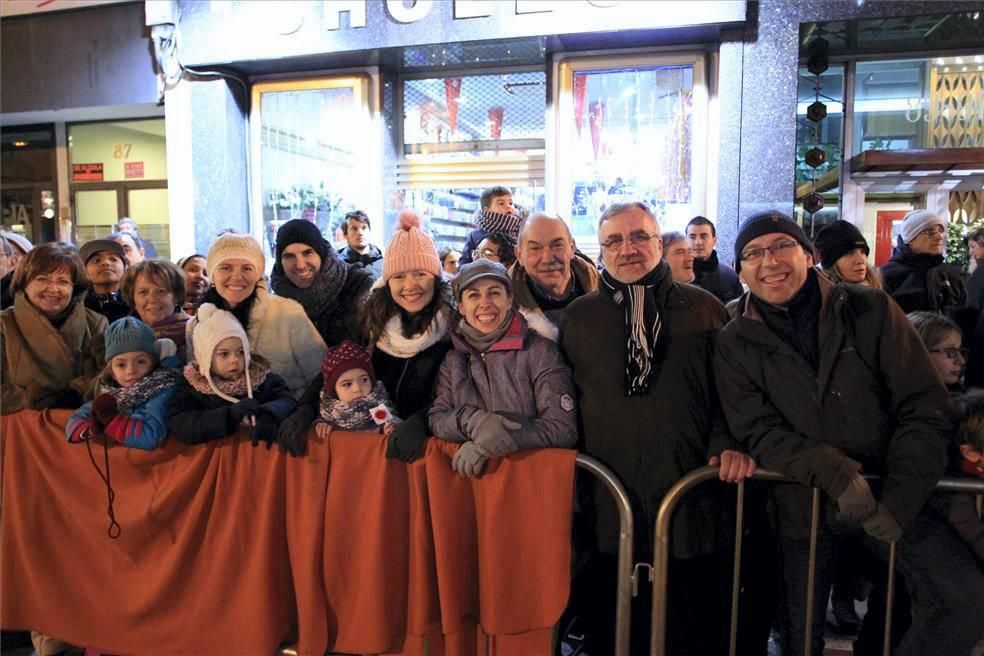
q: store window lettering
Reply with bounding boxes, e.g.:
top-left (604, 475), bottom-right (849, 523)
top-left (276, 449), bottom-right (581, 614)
top-left (905, 96), bottom-right (984, 124)
top-left (324, 0), bottom-right (632, 30)
top-left (113, 143), bottom-right (133, 159)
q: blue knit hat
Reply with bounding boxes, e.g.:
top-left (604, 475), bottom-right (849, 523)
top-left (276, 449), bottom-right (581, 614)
top-left (105, 317), bottom-right (158, 360)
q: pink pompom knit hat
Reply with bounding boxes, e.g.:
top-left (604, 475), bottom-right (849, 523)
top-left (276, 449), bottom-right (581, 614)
top-left (381, 209), bottom-right (441, 282)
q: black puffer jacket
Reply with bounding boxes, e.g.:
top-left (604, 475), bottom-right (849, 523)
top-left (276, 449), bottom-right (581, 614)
top-left (561, 270), bottom-right (734, 558)
top-left (879, 241), bottom-right (966, 315)
top-left (167, 373), bottom-right (296, 444)
top-left (715, 275), bottom-right (951, 539)
top-left (339, 245), bottom-right (384, 279)
top-left (693, 250), bottom-right (744, 304)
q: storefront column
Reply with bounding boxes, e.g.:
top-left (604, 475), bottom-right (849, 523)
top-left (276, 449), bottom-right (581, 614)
top-left (164, 75), bottom-right (249, 258)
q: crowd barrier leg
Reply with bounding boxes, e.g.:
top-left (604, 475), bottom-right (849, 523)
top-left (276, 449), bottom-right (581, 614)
top-left (574, 454), bottom-right (636, 656)
top-left (648, 468), bottom-right (984, 656)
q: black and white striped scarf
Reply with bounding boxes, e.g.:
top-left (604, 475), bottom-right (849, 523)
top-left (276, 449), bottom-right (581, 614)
top-left (600, 262), bottom-right (669, 396)
top-left (477, 209), bottom-right (523, 241)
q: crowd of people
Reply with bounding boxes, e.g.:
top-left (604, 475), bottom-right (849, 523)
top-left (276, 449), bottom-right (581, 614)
top-left (1, 194), bottom-right (983, 656)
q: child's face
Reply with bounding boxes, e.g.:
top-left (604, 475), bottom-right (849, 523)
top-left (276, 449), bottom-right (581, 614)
top-left (211, 336), bottom-right (246, 381)
top-left (334, 368), bottom-right (373, 403)
top-left (111, 351), bottom-right (155, 388)
top-left (488, 194), bottom-right (515, 215)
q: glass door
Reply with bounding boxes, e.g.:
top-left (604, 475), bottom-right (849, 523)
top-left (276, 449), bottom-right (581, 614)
top-left (73, 188), bottom-right (119, 244)
top-left (250, 75), bottom-right (378, 258)
top-left (554, 54), bottom-right (709, 258)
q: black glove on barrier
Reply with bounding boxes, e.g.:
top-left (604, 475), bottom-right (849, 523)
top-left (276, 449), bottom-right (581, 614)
top-left (250, 414), bottom-right (278, 449)
top-left (276, 404), bottom-right (316, 457)
top-left (386, 415), bottom-right (429, 463)
top-left (229, 398), bottom-right (261, 425)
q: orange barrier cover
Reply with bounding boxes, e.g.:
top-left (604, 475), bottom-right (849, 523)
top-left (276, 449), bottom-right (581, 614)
top-left (2, 411), bottom-right (575, 656)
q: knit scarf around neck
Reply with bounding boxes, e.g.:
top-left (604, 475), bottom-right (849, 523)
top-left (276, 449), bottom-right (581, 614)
top-left (478, 209), bottom-right (523, 239)
top-left (271, 252), bottom-right (348, 322)
top-left (103, 366), bottom-right (184, 412)
top-left (375, 310), bottom-right (449, 358)
top-left (183, 360), bottom-right (270, 399)
top-left (600, 261), bottom-right (669, 396)
top-left (319, 380), bottom-right (397, 431)
top-left (456, 309), bottom-right (515, 353)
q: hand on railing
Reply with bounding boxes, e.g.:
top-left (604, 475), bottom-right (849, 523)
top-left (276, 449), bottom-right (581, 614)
top-left (708, 450), bottom-right (757, 482)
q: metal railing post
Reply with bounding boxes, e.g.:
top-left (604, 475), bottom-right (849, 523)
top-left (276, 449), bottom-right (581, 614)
top-left (575, 454), bottom-right (636, 656)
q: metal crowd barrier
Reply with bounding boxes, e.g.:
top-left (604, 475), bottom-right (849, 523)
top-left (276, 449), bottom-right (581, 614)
top-left (649, 467), bottom-right (984, 656)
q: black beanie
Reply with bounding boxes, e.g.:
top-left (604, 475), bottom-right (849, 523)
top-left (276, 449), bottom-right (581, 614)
top-left (734, 211), bottom-right (813, 272)
top-left (813, 220), bottom-right (869, 270)
top-left (274, 219), bottom-right (331, 265)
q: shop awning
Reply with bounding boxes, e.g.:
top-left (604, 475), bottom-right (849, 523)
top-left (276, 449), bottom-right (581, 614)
top-left (848, 147), bottom-right (984, 193)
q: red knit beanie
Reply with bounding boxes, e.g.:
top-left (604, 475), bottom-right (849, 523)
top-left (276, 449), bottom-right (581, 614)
top-left (381, 209), bottom-right (441, 282)
top-left (321, 340), bottom-right (375, 397)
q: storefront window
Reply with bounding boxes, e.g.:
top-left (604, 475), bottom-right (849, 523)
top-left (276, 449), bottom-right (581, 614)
top-left (853, 55), bottom-right (984, 154)
top-left (250, 76), bottom-right (376, 258)
top-left (1, 124), bottom-right (56, 244)
top-left (68, 119), bottom-right (169, 255)
top-left (556, 55), bottom-right (708, 256)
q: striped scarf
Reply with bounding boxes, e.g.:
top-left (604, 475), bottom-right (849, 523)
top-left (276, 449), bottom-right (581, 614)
top-left (477, 209), bottom-right (523, 241)
top-left (600, 263), bottom-right (668, 396)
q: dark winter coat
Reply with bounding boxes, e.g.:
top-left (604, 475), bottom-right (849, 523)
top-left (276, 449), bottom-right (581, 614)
top-left (966, 261), bottom-right (984, 310)
top-left (315, 265), bottom-right (374, 347)
top-left (693, 249), bottom-right (744, 305)
top-left (84, 288), bottom-right (130, 324)
top-left (339, 245), bottom-right (384, 279)
top-left (715, 274), bottom-right (951, 539)
top-left (0, 272), bottom-right (12, 311)
top-left (167, 374), bottom-right (296, 444)
top-left (561, 273), bottom-right (733, 558)
top-left (429, 313), bottom-right (577, 451)
top-left (458, 228), bottom-right (488, 267)
top-left (373, 339), bottom-right (453, 423)
top-left (879, 242), bottom-right (967, 315)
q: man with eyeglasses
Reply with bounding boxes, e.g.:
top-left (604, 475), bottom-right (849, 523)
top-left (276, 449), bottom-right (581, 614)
top-left (879, 209), bottom-right (966, 315)
top-left (510, 213), bottom-right (599, 340)
top-left (716, 210), bottom-right (982, 656)
top-left (561, 201), bottom-right (756, 655)
top-left (338, 210), bottom-right (383, 278)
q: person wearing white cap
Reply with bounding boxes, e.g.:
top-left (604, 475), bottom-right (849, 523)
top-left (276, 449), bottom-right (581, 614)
top-left (879, 209), bottom-right (966, 314)
top-left (184, 233), bottom-right (326, 409)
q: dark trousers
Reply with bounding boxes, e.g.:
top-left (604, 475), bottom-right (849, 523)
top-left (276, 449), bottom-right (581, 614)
top-left (777, 510), bottom-right (984, 656)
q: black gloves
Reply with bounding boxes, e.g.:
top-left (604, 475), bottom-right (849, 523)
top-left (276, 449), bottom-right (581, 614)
top-left (276, 404), bottom-right (316, 457)
top-left (250, 414), bottom-right (278, 449)
top-left (33, 387), bottom-right (83, 411)
top-left (386, 414), bottom-right (429, 463)
top-left (229, 398), bottom-right (260, 425)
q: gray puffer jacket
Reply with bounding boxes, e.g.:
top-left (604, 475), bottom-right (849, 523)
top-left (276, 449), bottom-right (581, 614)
top-left (428, 312), bottom-right (578, 453)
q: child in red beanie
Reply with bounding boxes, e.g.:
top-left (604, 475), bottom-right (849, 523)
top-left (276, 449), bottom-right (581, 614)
top-left (315, 340), bottom-right (400, 438)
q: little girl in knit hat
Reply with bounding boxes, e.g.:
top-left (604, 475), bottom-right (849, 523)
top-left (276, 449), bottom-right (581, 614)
top-left (167, 303), bottom-right (296, 448)
top-left (315, 340), bottom-right (400, 438)
top-left (66, 316), bottom-right (183, 450)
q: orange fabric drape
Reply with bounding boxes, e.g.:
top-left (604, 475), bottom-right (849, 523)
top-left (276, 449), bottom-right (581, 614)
top-left (2, 411), bottom-right (575, 656)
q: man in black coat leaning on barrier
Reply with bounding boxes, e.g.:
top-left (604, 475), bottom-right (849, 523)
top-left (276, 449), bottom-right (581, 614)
top-left (715, 210), bottom-right (983, 656)
top-left (561, 201), bottom-right (758, 655)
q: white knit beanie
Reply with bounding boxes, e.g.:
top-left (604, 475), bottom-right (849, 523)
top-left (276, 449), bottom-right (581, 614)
top-left (192, 303), bottom-right (253, 402)
top-left (206, 233), bottom-right (266, 280)
top-left (900, 210), bottom-right (947, 244)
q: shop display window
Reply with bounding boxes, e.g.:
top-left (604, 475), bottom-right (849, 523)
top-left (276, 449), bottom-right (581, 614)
top-left (250, 76), bottom-right (377, 258)
top-left (853, 56), bottom-right (984, 155)
top-left (555, 55), bottom-right (708, 257)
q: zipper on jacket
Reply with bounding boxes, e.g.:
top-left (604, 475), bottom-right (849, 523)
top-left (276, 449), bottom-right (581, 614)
top-left (395, 359), bottom-right (410, 406)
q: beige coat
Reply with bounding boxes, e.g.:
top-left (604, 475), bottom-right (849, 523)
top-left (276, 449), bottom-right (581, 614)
top-left (1, 292), bottom-right (107, 414)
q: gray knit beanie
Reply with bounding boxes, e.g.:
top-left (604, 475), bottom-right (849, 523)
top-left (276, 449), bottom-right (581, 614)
top-left (105, 317), bottom-right (158, 360)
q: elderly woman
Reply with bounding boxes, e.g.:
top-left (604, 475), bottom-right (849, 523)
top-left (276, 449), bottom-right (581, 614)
top-left (428, 259), bottom-right (577, 476)
top-left (814, 220), bottom-right (882, 289)
top-left (176, 254), bottom-right (210, 315)
top-left (186, 232), bottom-right (325, 402)
top-left (121, 259), bottom-right (191, 357)
top-left (0, 242), bottom-right (107, 414)
top-left (277, 210), bottom-right (454, 457)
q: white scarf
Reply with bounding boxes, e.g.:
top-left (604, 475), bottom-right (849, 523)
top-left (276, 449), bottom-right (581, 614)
top-left (375, 311), bottom-right (449, 358)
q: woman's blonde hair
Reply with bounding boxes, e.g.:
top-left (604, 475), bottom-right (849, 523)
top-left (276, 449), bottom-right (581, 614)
top-left (822, 262), bottom-right (883, 290)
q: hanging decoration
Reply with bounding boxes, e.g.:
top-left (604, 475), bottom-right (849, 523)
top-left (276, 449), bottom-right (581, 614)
top-left (803, 36), bottom-right (829, 235)
top-left (588, 100), bottom-right (606, 160)
top-left (444, 78), bottom-right (462, 135)
top-left (573, 75), bottom-right (588, 136)
top-left (488, 106), bottom-right (505, 140)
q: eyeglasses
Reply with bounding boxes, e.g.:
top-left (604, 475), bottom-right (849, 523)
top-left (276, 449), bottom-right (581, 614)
top-left (472, 248), bottom-right (501, 260)
top-left (600, 231), bottom-right (659, 253)
top-left (29, 275), bottom-right (74, 291)
top-left (740, 239), bottom-right (801, 263)
top-left (918, 225), bottom-right (946, 238)
top-left (929, 347), bottom-right (969, 361)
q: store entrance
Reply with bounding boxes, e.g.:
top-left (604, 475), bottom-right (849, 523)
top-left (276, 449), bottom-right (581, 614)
top-left (72, 181), bottom-right (169, 258)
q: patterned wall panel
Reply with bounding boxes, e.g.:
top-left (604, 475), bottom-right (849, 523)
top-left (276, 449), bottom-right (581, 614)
top-left (929, 68), bottom-right (984, 148)
top-left (950, 190), bottom-right (984, 225)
